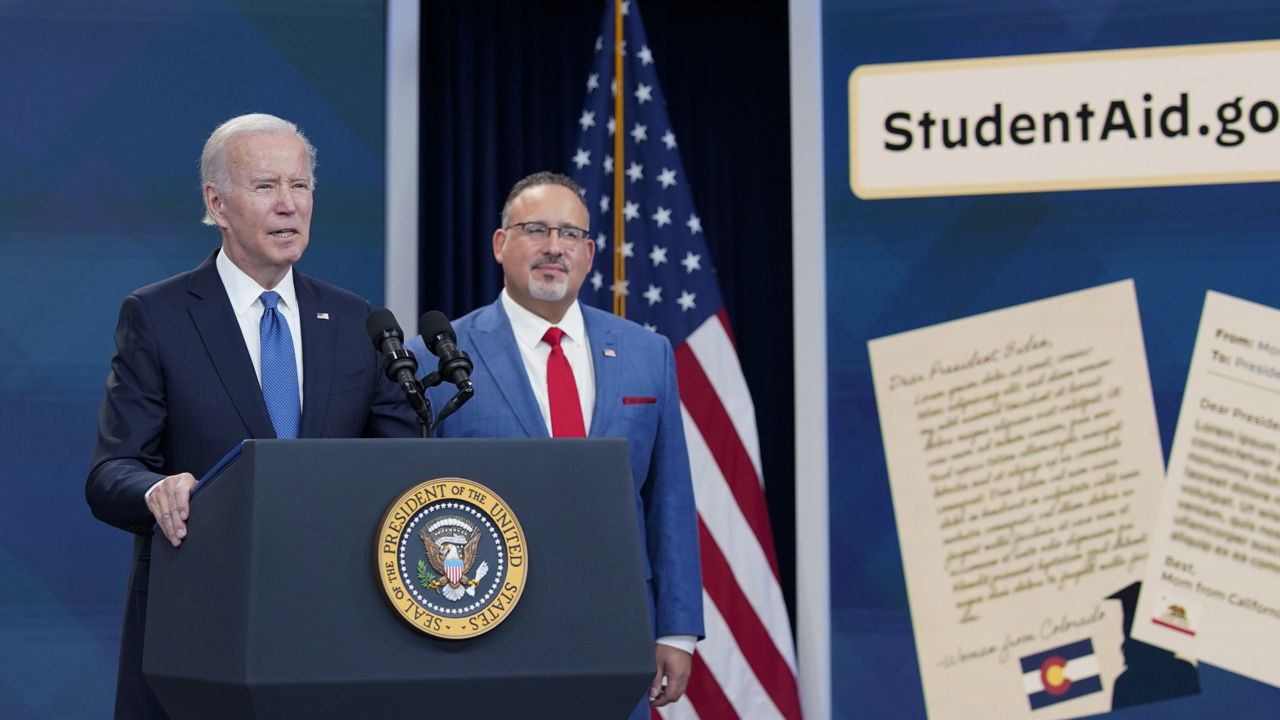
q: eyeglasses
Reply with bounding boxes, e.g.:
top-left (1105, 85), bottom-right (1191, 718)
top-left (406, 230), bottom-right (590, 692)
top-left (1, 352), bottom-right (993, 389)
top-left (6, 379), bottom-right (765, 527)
top-left (505, 221), bottom-right (590, 244)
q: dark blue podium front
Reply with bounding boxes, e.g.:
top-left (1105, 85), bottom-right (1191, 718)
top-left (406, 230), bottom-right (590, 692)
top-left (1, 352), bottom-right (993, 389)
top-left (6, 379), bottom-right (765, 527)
top-left (142, 438), bottom-right (653, 719)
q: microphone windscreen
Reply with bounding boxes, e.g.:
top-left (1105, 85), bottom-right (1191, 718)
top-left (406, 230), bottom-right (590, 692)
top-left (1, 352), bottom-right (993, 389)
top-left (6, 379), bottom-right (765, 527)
top-left (418, 310), bottom-right (454, 346)
top-left (365, 308), bottom-right (404, 346)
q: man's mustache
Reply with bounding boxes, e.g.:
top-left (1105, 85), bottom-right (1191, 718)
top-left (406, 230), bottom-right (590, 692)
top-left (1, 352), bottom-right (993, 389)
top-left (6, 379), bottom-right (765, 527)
top-left (530, 254), bottom-right (570, 272)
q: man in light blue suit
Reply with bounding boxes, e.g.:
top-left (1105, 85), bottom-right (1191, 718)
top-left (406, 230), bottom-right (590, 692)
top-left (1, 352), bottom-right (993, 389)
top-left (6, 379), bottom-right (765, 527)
top-left (407, 172), bottom-right (703, 717)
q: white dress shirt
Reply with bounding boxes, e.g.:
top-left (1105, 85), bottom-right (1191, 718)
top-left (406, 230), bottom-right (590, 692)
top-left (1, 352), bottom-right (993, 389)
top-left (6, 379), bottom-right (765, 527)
top-left (216, 249), bottom-right (304, 408)
top-left (501, 289), bottom-right (594, 433)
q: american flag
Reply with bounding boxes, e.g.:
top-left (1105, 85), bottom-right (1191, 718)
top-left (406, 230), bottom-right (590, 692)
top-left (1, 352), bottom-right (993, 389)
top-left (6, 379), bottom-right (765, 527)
top-left (570, 2), bottom-right (803, 718)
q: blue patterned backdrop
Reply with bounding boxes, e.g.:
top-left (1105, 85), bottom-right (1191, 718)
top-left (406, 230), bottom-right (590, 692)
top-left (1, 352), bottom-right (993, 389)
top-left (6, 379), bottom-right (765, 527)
top-left (824, 0), bottom-right (1280, 717)
top-left (0, 1), bottom-right (386, 716)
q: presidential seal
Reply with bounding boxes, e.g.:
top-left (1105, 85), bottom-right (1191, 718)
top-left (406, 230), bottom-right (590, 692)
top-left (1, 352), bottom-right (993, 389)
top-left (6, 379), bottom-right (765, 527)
top-left (376, 478), bottom-right (527, 639)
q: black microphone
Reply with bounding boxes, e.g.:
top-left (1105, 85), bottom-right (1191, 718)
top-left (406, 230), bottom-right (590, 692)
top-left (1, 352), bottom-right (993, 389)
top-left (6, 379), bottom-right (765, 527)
top-left (418, 310), bottom-right (474, 389)
top-left (365, 308), bottom-right (432, 432)
top-left (418, 310), bottom-right (474, 433)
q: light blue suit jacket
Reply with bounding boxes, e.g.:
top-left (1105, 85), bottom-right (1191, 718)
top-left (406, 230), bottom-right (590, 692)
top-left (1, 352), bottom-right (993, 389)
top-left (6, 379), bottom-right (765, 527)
top-left (408, 297), bottom-right (704, 639)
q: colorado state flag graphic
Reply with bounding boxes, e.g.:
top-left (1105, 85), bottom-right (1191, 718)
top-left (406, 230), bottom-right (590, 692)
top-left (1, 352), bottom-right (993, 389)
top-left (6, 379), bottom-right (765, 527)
top-left (1020, 638), bottom-right (1104, 710)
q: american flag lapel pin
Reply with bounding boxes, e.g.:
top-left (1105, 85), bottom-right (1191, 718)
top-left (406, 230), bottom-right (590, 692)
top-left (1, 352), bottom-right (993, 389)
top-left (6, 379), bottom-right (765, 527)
top-left (316, 312), bottom-right (330, 320)
top-left (603, 348), bottom-right (617, 358)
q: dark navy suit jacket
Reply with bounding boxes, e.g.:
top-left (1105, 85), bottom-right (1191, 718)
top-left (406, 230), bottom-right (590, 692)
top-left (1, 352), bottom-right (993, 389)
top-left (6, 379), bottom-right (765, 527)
top-left (408, 297), bottom-right (705, 642)
top-left (86, 251), bottom-right (418, 719)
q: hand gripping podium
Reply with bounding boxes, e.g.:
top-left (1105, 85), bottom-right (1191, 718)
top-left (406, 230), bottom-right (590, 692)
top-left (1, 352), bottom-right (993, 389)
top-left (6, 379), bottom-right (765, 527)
top-left (142, 438), bottom-right (655, 719)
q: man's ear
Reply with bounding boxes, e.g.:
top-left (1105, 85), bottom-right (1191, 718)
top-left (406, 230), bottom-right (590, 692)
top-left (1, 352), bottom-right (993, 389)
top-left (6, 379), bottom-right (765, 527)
top-left (492, 227), bottom-right (507, 263)
top-left (204, 183), bottom-right (227, 227)
top-left (583, 230), bottom-right (596, 266)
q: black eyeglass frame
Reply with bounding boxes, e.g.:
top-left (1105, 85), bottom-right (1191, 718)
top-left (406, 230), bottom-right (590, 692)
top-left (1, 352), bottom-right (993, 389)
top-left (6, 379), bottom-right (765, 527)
top-left (503, 221), bottom-right (591, 244)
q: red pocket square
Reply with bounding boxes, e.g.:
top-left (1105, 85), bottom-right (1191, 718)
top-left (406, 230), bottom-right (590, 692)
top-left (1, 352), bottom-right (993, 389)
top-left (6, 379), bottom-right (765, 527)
top-left (623, 396), bottom-right (657, 405)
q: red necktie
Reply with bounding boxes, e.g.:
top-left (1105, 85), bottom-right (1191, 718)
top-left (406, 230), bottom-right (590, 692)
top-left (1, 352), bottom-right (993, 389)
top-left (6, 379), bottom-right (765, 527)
top-left (543, 327), bottom-right (586, 437)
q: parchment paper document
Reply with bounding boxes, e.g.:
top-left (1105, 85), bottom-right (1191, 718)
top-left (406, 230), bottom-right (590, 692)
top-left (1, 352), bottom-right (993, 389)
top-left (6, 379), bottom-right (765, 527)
top-left (868, 280), bottom-right (1167, 719)
top-left (1134, 291), bottom-right (1280, 688)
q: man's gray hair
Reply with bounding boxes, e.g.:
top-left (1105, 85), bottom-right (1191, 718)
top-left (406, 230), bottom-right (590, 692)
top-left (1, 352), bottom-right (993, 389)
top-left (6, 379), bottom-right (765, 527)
top-left (200, 113), bottom-right (317, 225)
top-left (500, 171), bottom-right (587, 228)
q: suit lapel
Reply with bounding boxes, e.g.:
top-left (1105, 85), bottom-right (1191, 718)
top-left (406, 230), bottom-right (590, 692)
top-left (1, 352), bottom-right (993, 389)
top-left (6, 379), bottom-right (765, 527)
top-left (296, 272), bottom-right (334, 438)
top-left (474, 300), bottom-right (548, 438)
top-left (584, 308), bottom-right (620, 437)
top-left (186, 253), bottom-right (276, 439)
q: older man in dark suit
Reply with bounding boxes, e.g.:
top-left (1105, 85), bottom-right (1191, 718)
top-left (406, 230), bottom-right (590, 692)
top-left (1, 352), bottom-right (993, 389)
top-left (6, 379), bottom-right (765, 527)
top-left (86, 113), bottom-right (417, 719)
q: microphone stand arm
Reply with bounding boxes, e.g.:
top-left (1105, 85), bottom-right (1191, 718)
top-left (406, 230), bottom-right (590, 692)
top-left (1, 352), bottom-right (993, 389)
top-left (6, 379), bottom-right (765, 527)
top-left (402, 378), bottom-right (432, 439)
top-left (429, 380), bottom-right (474, 436)
top-left (419, 350), bottom-right (475, 436)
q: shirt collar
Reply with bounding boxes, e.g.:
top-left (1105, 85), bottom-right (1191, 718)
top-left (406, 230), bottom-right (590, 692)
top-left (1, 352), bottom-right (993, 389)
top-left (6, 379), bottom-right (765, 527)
top-left (216, 248), bottom-right (298, 315)
top-left (500, 288), bottom-right (586, 350)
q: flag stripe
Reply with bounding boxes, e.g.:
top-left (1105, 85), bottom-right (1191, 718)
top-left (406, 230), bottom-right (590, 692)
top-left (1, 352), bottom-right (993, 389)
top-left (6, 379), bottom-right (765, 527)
top-left (699, 521), bottom-right (805, 719)
top-left (675, 344), bottom-right (781, 579)
top-left (682, 404), bottom-right (798, 671)
top-left (692, 589), bottom-right (786, 720)
top-left (686, 313), bottom-right (763, 478)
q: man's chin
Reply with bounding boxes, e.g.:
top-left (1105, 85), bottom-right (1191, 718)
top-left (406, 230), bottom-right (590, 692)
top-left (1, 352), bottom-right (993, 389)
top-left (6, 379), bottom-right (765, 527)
top-left (271, 242), bottom-right (307, 264)
top-left (528, 279), bottom-right (569, 303)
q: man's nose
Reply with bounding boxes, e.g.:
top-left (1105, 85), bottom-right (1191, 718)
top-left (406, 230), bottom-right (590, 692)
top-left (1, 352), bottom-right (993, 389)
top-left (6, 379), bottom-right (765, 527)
top-left (544, 229), bottom-right (572, 252)
top-left (274, 188), bottom-right (298, 213)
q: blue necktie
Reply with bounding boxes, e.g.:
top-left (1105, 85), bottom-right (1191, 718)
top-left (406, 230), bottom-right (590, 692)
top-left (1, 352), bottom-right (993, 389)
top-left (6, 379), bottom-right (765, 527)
top-left (259, 291), bottom-right (300, 439)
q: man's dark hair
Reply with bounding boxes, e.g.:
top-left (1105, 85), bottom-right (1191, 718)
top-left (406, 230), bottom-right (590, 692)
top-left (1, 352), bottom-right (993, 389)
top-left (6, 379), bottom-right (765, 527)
top-left (500, 171), bottom-right (587, 227)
